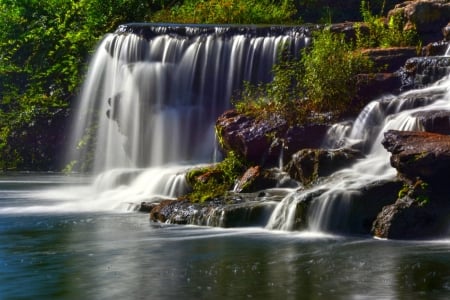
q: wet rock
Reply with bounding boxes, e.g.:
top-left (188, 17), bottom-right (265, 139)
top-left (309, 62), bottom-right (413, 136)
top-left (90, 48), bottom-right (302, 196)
top-left (401, 56), bottom-right (450, 89)
top-left (149, 192), bottom-right (287, 227)
top-left (422, 40), bottom-right (450, 56)
top-left (276, 179), bottom-right (402, 234)
top-left (284, 148), bottom-right (363, 185)
top-left (328, 22), bottom-right (370, 42)
top-left (388, 0), bottom-right (450, 44)
top-left (382, 130), bottom-right (450, 184)
top-left (413, 110), bottom-right (450, 134)
top-left (372, 193), bottom-right (450, 239)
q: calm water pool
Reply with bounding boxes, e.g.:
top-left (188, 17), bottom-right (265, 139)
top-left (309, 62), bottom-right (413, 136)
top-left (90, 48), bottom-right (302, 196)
top-left (1, 174), bottom-right (449, 299)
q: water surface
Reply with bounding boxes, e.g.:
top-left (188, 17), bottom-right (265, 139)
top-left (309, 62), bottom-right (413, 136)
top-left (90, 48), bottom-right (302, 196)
top-left (1, 175), bottom-right (449, 299)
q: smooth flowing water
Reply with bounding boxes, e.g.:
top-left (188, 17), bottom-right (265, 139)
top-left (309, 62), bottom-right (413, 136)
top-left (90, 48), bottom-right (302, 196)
top-left (1, 175), bottom-right (450, 299)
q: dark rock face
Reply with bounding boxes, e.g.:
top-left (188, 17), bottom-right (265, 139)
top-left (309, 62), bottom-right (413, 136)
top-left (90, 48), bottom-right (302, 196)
top-left (373, 130), bottom-right (450, 239)
top-left (355, 73), bottom-right (403, 100)
top-left (422, 40), bottom-right (450, 56)
top-left (216, 109), bottom-right (329, 166)
top-left (372, 194), bottom-right (450, 239)
top-left (382, 130), bottom-right (450, 183)
top-left (284, 148), bottom-right (363, 185)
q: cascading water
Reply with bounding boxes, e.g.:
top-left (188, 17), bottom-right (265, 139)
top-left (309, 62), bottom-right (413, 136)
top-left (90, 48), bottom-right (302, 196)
top-left (267, 48), bottom-right (450, 233)
top-left (66, 24), bottom-right (311, 209)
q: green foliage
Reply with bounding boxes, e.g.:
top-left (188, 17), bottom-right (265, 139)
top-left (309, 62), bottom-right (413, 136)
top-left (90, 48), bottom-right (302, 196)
top-left (235, 29), bottom-right (374, 123)
top-left (0, 0), bottom-right (153, 170)
top-left (302, 30), bottom-right (374, 113)
top-left (234, 49), bottom-right (310, 125)
top-left (151, 0), bottom-right (298, 24)
top-left (397, 180), bottom-right (431, 207)
top-left (185, 151), bottom-right (247, 202)
top-left (358, 0), bottom-right (418, 48)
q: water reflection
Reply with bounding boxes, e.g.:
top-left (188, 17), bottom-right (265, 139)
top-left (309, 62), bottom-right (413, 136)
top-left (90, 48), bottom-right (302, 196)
top-left (2, 212), bottom-right (450, 299)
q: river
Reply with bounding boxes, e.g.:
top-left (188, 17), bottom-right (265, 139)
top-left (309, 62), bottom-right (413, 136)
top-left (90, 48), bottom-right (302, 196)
top-left (1, 174), bottom-right (449, 299)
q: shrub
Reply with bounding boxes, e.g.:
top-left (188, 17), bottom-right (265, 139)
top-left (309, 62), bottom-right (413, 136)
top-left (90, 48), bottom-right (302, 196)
top-left (151, 0), bottom-right (298, 24)
top-left (235, 29), bottom-right (374, 124)
top-left (302, 30), bottom-right (374, 113)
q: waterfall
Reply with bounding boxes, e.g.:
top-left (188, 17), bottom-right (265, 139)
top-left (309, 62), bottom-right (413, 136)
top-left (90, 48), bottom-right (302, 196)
top-left (65, 24), bottom-right (311, 208)
top-left (267, 59), bottom-right (450, 233)
top-left (67, 24), bottom-right (311, 173)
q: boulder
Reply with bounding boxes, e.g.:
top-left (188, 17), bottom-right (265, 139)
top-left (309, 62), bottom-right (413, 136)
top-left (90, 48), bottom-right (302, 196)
top-left (372, 191), bottom-right (450, 239)
top-left (215, 109), bottom-right (329, 166)
top-left (388, 0), bottom-right (450, 43)
top-left (233, 166), bottom-right (298, 193)
top-left (215, 110), bottom-right (288, 165)
top-left (284, 148), bottom-right (363, 185)
top-left (382, 130), bottom-right (450, 184)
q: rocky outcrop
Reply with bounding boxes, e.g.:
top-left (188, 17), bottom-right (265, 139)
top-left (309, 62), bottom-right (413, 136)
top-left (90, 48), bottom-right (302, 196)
top-left (355, 73), bottom-right (403, 100)
top-left (149, 191), bottom-right (288, 227)
top-left (362, 47), bottom-right (418, 72)
top-left (388, 0), bottom-right (450, 44)
top-left (372, 176), bottom-right (450, 239)
top-left (382, 130), bottom-right (450, 183)
top-left (372, 130), bottom-right (450, 239)
top-left (216, 109), bottom-right (329, 166)
top-left (284, 148), bottom-right (363, 185)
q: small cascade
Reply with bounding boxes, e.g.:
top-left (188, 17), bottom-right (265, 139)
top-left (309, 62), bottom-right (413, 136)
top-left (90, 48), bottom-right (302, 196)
top-left (268, 69), bottom-right (450, 233)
